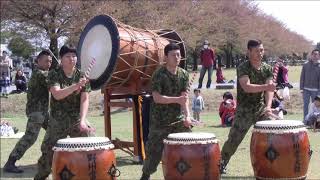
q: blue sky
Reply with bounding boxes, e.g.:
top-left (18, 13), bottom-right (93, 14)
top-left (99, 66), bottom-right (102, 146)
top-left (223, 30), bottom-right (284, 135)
top-left (256, 0), bottom-right (320, 44)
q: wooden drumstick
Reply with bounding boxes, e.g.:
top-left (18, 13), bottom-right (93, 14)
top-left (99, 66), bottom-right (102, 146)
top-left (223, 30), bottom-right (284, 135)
top-left (84, 57), bottom-right (97, 78)
top-left (76, 57), bottom-right (96, 93)
top-left (186, 72), bottom-right (197, 93)
top-left (272, 59), bottom-right (281, 83)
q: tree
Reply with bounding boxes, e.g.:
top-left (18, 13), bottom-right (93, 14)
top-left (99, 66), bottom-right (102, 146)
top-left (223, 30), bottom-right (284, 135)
top-left (8, 35), bottom-right (34, 59)
top-left (1, 0), bottom-right (95, 68)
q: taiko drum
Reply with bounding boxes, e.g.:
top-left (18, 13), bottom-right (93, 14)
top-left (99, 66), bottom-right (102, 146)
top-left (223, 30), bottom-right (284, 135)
top-left (162, 132), bottom-right (221, 180)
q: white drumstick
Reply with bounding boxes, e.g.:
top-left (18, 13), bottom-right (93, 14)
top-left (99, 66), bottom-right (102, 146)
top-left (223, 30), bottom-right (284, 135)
top-left (85, 57), bottom-right (97, 78)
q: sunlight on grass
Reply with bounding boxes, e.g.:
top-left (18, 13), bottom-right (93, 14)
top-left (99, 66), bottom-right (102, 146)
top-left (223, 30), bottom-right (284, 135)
top-left (1, 111), bottom-right (319, 180)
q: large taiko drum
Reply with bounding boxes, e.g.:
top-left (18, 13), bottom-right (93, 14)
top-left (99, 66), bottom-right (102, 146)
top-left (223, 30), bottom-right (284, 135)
top-left (250, 120), bottom-right (311, 180)
top-left (77, 14), bottom-right (186, 90)
top-left (52, 137), bottom-right (120, 180)
top-left (162, 132), bottom-right (221, 180)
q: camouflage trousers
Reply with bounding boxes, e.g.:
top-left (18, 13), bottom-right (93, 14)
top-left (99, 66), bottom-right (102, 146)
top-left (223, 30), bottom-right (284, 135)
top-left (34, 117), bottom-right (95, 180)
top-left (8, 111), bottom-right (49, 160)
top-left (221, 106), bottom-right (272, 166)
top-left (142, 123), bottom-right (191, 175)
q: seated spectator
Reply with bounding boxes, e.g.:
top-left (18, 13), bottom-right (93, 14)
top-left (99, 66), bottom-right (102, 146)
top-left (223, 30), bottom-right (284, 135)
top-left (271, 90), bottom-right (287, 119)
top-left (216, 65), bottom-right (227, 83)
top-left (303, 95), bottom-right (320, 126)
top-left (0, 119), bottom-right (19, 136)
top-left (219, 92), bottom-right (236, 126)
top-left (221, 99), bottom-right (236, 127)
top-left (14, 69), bottom-right (27, 93)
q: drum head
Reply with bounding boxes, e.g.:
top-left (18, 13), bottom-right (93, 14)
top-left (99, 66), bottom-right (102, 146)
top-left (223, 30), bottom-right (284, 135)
top-left (53, 137), bottom-right (114, 151)
top-left (255, 120), bottom-right (304, 128)
top-left (77, 15), bottom-right (120, 90)
top-left (253, 120), bottom-right (306, 133)
top-left (164, 132), bottom-right (217, 145)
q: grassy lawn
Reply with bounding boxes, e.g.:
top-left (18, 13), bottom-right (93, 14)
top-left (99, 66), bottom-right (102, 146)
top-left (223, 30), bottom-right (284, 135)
top-left (2, 65), bottom-right (318, 180)
top-left (1, 112), bottom-right (319, 180)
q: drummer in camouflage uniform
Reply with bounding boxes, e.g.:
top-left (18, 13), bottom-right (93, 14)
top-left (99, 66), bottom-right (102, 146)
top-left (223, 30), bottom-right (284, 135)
top-left (220, 39), bottom-right (276, 174)
top-left (140, 43), bottom-right (193, 180)
top-left (4, 50), bottom-right (52, 173)
top-left (34, 45), bottom-right (95, 180)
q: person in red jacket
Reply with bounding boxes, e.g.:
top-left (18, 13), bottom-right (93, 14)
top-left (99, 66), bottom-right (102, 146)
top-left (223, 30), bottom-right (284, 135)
top-left (219, 92), bottom-right (236, 126)
top-left (221, 99), bottom-right (236, 127)
top-left (198, 40), bottom-right (216, 89)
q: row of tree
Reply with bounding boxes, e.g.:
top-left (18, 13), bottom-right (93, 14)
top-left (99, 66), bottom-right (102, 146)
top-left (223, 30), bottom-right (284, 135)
top-left (1, 0), bottom-right (318, 68)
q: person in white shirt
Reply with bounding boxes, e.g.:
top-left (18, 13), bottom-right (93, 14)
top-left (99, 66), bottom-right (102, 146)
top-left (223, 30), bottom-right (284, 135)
top-left (192, 88), bottom-right (205, 121)
top-left (304, 95), bottom-right (320, 126)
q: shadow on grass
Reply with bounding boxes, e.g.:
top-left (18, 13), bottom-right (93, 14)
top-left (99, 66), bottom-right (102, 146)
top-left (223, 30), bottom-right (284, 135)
top-left (0, 164), bottom-right (37, 179)
top-left (116, 156), bottom-right (142, 167)
top-left (221, 176), bottom-right (256, 179)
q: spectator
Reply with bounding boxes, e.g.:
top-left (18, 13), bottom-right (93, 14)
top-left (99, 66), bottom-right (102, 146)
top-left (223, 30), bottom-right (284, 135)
top-left (300, 49), bottom-right (320, 121)
top-left (220, 99), bottom-right (236, 127)
top-left (303, 95), bottom-right (320, 126)
top-left (14, 69), bottom-right (27, 93)
top-left (219, 92), bottom-right (236, 126)
top-left (192, 88), bottom-right (205, 121)
top-left (216, 65), bottom-right (227, 83)
top-left (271, 90), bottom-right (287, 119)
top-left (198, 40), bottom-right (216, 89)
top-left (276, 60), bottom-right (293, 89)
top-left (0, 72), bottom-right (10, 98)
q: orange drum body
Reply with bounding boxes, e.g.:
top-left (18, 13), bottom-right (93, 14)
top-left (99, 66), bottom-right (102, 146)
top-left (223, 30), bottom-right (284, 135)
top-left (250, 120), bottom-right (311, 180)
top-left (52, 137), bottom-right (119, 180)
top-left (162, 133), bottom-right (221, 180)
top-left (77, 15), bottom-right (186, 91)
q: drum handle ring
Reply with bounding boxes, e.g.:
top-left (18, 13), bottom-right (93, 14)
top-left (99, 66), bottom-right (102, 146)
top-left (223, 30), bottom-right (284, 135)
top-left (107, 162), bottom-right (121, 179)
top-left (309, 145), bottom-right (313, 159)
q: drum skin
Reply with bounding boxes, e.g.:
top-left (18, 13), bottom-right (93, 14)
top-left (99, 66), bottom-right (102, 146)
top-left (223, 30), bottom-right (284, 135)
top-left (250, 131), bottom-right (310, 180)
top-left (162, 143), bottom-right (221, 180)
top-left (78, 15), bottom-right (186, 90)
top-left (52, 149), bottom-right (117, 180)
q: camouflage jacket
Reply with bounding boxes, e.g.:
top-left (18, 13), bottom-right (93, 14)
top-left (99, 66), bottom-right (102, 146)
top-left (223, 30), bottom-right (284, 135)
top-left (236, 61), bottom-right (273, 109)
top-left (26, 68), bottom-right (49, 115)
top-left (48, 67), bottom-right (91, 121)
top-left (150, 66), bottom-right (189, 128)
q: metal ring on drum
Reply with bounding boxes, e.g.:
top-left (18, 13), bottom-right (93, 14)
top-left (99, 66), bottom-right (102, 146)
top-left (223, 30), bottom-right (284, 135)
top-left (77, 15), bottom-right (186, 91)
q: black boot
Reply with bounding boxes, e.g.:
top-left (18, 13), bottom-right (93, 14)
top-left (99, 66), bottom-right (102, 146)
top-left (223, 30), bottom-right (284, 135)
top-left (140, 172), bottom-right (150, 180)
top-left (4, 157), bottom-right (24, 173)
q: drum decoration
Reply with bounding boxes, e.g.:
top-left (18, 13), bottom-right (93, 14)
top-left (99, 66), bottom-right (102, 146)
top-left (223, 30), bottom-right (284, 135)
top-left (250, 120), bottom-right (312, 180)
top-left (162, 132), bottom-right (221, 180)
top-left (77, 14), bottom-right (186, 90)
top-left (52, 137), bottom-right (120, 180)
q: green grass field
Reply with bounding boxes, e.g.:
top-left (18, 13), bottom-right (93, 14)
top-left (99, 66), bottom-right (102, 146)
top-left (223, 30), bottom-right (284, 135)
top-left (2, 65), bottom-right (319, 180)
top-left (1, 112), bottom-right (319, 180)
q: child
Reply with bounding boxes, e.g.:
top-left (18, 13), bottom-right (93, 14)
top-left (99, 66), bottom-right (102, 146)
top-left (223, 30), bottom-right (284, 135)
top-left (0, 72), bottom-right (10, 98)
top-left (221, 99), bottom-right (236, 126)
top-left (304, 95), bottom-right (320, 126)
top-left (192, 89), bottom-right (205, 121)
top-left (219, 92), bottom-right (236, 126)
